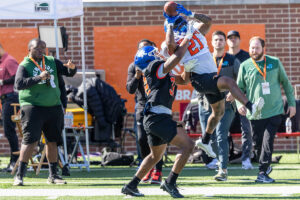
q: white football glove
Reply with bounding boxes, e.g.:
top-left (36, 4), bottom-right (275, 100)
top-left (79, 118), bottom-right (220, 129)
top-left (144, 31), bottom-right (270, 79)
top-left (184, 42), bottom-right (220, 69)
top-left (184, 59), bottom-right (197, 72)
top-left (184, 21), bottom-right (194, 40)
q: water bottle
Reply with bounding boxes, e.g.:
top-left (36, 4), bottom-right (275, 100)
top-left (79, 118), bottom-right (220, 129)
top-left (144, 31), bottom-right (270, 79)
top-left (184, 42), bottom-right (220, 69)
top-left (69, 112), bottom-right (74, 127)
top-left (285, 117), bottom-right (292, 134)
top-left (64, 112), bottom-right (74, 127)
top-left (64, 112), bottom-right (70, 127)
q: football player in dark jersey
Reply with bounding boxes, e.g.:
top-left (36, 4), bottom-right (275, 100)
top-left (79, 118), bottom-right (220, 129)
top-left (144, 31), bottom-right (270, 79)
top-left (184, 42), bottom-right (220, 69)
top-left (126, 39), bottom-right (164, 184)
top-left (121, 21), bottom-right (194, 198)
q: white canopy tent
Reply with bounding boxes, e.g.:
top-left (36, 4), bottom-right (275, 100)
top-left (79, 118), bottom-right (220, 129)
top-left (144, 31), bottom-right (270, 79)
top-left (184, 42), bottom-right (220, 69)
top-left (0, 0), bottom-right (90, 170)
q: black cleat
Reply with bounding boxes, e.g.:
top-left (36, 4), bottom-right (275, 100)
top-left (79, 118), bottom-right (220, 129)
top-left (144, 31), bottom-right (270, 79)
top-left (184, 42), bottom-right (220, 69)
top-left (255, 173), bottom-right (275, 183)
top-left (266, 166), bottom-right (273, 175)
top-left (121, 184), bottom-right (144, 197)
top-left (160, 180), bottom-right (184, 198)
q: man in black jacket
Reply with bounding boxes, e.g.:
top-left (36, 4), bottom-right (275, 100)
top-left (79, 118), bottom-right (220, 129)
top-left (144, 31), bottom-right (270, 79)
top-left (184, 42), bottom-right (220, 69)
top-left (126, 39), bottom-right (163, 184)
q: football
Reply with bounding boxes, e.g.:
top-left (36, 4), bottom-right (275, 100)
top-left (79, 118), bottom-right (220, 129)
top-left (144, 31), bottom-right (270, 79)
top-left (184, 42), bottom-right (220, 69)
top-left (164, 1), bottom-right (178, 17)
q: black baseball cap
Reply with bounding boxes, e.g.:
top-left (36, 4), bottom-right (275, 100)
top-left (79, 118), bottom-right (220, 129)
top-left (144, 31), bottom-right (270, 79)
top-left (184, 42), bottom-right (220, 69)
top-left (227, 30), bottom-right (240, 38)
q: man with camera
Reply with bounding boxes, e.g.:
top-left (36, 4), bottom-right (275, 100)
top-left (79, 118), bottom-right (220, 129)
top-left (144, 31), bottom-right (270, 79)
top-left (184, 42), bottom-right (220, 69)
top-left (13, 38), bottom-right (76, 186)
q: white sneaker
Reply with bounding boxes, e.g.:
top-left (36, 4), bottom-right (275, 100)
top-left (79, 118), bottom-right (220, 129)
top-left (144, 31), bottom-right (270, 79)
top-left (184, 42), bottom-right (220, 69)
top-left (242, 158), bottom-right (254, 170)
top-left (251, 97), bottom-right (264, 119)
top-left (214, 169), bottom-right (228, 181)
top-left (195, 139), bottom-right (216, 158)
top-left (13, 176), bottom-right (23, 186)
top-left (206, 158), bottom-right (218, 169)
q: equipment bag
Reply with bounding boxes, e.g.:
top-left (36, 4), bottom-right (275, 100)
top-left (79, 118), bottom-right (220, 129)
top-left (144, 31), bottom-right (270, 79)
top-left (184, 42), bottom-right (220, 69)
top-left (101, 151), bottom-right (134, 166)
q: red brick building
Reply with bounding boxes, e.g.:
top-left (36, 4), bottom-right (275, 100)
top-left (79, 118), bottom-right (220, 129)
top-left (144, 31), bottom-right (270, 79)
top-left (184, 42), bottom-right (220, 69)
top-left (0, 0), bottom-right (299, 155)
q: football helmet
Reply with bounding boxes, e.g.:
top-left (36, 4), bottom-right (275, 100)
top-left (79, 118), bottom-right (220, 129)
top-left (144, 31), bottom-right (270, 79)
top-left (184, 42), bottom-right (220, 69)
top-left (164, 15), bottom-right (188, 35)
top-left (134, 46), bottom-right (159, 70)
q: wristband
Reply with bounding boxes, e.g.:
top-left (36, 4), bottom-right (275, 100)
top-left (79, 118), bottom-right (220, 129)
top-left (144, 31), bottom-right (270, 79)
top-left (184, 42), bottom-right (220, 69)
top-left (167, 23), bottom-right (174, 29)
top-left (184, 33), bottom-right (193, 40)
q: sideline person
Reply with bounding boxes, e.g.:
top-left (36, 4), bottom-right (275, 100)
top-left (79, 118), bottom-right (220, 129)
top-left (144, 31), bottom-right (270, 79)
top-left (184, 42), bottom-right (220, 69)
top-left (0, 44), bottom-right (19, 172)
top-left (13, 38), bottom-right (77, 186)
top-left (236, 36), bottom-right (296, 183)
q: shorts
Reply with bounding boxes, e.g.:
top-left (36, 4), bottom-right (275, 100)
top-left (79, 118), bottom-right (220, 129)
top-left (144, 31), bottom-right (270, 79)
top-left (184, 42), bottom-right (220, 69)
top-left (21, 105), bottom-right (64, 145)
top-left (143, 113), bottom-right (177, 146)
top-left (191, 72), bottom-right (225, 104)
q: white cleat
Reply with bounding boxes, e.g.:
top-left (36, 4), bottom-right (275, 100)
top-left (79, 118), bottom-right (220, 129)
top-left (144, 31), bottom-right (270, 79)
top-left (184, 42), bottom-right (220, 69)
top-left (13, 176), bottom-right (23, 186)
top-left (206, 158), bottom-right (218, 169)
top-left (242, 158), bottom-right (254, 170)
top-left (251, 97), bottom-right (264, 119)
top-left (195, 139), bottom-right (216, 158)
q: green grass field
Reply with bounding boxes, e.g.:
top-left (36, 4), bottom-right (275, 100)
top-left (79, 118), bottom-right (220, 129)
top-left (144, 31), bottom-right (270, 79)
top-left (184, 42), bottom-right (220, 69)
top-left (0, 152), bottom-right (300, 199)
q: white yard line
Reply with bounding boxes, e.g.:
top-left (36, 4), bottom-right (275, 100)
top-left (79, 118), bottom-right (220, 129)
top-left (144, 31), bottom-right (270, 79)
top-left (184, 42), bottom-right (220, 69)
top-left (0, 186), bottom-right (300, 196)
top-left (0, 179), bottom-right (255, 184)
top-left (35, 165), bottom-right (299, 171)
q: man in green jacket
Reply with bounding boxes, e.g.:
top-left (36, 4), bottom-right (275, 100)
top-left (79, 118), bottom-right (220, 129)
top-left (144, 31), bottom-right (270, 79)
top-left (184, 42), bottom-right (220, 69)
top-left (236, 36), bottom-right (296, 183)
top-left (13, 38), bottom-right (77, 186)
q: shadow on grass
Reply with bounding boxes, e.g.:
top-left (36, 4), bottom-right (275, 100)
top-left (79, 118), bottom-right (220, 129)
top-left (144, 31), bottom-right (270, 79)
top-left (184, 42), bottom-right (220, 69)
top-left (212, 195), bottom-right (300, 199)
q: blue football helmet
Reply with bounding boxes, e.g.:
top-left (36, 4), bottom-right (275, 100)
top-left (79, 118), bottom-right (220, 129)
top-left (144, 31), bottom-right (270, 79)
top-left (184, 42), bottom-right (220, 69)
top-left (164, 15), bottom-right (188, 35)
top-left (134, 46), bottom-right (159, 70)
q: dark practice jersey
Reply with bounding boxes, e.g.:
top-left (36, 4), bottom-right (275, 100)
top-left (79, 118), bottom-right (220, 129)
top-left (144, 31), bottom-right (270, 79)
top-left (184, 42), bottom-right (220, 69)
top-left (234, 49), bottom-right (250, 63)
top-left (215, 53), bottom-right (240, 80)
top-left (143, 60), bottom-right (177, 110)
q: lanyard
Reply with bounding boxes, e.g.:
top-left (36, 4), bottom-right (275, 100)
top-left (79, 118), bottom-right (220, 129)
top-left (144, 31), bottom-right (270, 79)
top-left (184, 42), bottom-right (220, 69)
top-left (213, 53), bottom-right (226, 76)
top-left (251, 56), bottom-right (266, 80)
top-left (29, 56), bottom-right (45, 72)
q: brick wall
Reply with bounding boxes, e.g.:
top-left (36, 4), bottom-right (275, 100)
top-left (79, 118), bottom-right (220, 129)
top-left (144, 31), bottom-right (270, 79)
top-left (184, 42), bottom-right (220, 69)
top-left (0, 3), bottom-right (300, 155)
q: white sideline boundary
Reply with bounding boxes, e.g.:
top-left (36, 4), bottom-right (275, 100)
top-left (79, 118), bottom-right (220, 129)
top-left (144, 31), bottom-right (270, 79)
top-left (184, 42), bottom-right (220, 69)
top-left (0, 186), bottom-right (300, 196)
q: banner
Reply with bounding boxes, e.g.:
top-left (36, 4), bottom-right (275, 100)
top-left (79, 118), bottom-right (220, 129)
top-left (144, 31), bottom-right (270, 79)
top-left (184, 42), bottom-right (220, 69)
top-left (0, 0), bottom-right (83, 19)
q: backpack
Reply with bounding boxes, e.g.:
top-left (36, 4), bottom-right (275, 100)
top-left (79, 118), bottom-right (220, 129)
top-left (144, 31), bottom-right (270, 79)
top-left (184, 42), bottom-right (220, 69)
top-left (101, 148), bottom-right (134, 166)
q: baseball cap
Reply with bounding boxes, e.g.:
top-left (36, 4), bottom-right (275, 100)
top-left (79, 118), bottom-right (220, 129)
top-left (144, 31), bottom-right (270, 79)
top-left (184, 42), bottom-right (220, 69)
top-left (227, 30), bottom-right (240, 38)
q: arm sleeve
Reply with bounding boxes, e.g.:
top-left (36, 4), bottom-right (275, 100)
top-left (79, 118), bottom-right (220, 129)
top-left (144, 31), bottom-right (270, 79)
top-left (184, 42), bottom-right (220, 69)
top-left (55, 59), bottom-right (77, 77)
top-left (58, 74), bottom-right (67, 109)
top-left (3, 75), bottom-right (15, 85)
top-left (278, 59), bottom-right (296, 107)
top-left (126, 63), bottom-right (140, 94)
top-left (235, 63), bottom-right (246, 109)
top-left (14, 65), bottom-right (42, 90)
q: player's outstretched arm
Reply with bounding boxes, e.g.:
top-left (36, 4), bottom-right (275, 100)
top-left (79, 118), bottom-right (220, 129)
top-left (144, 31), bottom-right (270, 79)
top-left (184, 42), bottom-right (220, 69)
top-left (165, 23), bottom-right (177, 56)
top-left (193, 13), bottom-right (212, 35)
top-left (163, 22), bottom-right (194, 74)
top-left (176, 3), bottom-right (212, 36)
